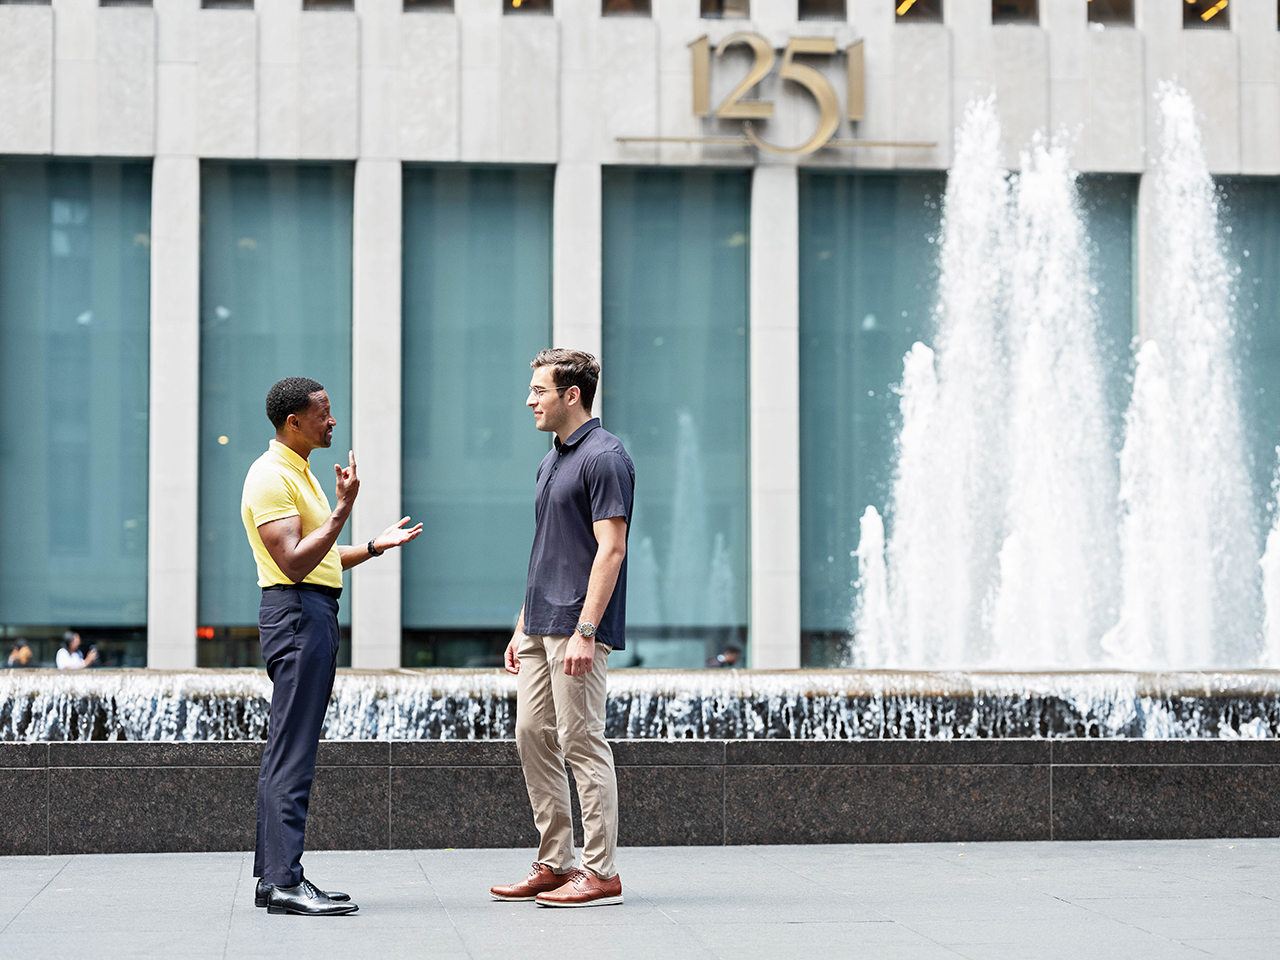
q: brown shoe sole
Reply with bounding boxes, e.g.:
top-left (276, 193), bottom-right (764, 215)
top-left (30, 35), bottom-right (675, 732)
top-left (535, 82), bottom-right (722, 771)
top-left (535, 894), bottom-right (624, 908)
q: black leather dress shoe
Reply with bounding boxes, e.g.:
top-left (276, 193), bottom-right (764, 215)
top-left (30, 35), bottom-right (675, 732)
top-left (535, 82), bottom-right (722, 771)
top-left (255, 877), bottom-right (350, 908)
top-left (266, 878), bottom-right (358, 916)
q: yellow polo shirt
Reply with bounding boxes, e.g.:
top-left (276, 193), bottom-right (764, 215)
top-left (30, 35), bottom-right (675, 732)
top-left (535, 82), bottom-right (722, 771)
top-left (241, 440), bottom-right (344, 589)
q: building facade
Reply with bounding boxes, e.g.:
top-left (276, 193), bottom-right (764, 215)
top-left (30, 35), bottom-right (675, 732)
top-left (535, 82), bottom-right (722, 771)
top-left (1, 0), bottom-right (1279, 670)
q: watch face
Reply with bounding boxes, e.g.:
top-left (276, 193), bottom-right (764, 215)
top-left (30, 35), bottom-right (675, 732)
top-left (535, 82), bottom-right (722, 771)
top-left (578, 622), bottom-right (596, 637)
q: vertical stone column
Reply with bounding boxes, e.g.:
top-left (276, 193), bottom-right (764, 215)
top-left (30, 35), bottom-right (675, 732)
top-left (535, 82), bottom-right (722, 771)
top-left (146, 0), bottom-right (201, 668)
top-left (749, 165), bottom-right (801, 669)
top-left (350, 158), bottom-right (403, 668)
top-left (349, 0), bottom-right (403, 668)
top-left (554, 0), bottom-right (601, 393)
top-left (553, 162), bottom-right (603, 359)
top-left (147, 157), bottom-right (200, 668)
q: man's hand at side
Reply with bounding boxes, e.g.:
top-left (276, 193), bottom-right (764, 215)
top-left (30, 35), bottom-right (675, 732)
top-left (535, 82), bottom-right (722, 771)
top-left (564, 634), bottom-right (595, 677)
top-left (504, 607), bottom-right (526, 675)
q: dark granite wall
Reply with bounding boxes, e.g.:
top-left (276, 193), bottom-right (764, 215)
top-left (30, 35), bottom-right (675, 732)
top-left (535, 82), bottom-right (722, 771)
top-left (3, 739), bottom-right (1278, 856)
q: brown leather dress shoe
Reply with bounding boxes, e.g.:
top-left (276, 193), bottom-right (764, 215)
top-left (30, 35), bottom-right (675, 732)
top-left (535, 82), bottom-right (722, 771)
top-left (490, 862), bottom-right (571, 901)
top-left (535, 869), bottom-right (623, 908)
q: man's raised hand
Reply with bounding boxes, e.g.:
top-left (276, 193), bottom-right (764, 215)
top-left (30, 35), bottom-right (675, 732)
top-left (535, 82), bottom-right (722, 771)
top-left (335, 450), bottom-right (360, 513)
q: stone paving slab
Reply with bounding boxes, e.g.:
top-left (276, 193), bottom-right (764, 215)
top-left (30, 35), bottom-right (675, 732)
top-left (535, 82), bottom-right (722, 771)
top-left (0, 840), bottom-right (1276, 959)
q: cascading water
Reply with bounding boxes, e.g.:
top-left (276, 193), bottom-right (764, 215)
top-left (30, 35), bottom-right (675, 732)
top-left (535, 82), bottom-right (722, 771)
top-left (856, 83), bottom-right (1270, 672)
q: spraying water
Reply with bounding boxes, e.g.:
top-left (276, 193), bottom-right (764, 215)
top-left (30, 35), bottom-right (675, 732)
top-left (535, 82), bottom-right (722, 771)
top-left (1103, 82), bottom-right (1260, 668)
top-left (991, 134), bottom-right (1119, 666)
top-left (882, 96), bottom-right (1012, 668)
top-left (856, 83), bottom-right (1265, 671)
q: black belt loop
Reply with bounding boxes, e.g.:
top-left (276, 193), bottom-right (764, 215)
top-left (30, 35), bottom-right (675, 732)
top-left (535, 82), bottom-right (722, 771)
top-left (263, 583), bottom-right (343, 600)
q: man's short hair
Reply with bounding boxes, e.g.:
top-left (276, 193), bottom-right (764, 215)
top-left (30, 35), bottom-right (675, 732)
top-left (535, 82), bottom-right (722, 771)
top-left (531, 349), bottom-right (600, 411)
top-left (266, 377), bottom-right (325, 429)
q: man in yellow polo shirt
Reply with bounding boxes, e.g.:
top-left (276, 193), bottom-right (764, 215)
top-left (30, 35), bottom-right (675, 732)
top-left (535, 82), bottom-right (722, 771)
top-left (243, 376), bottom-right (421, 917)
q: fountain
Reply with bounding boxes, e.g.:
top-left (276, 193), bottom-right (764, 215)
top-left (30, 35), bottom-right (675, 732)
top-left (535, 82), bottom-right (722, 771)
top-left (4, 86), bottom-right (1280, 745)
top-left (856, 84), bottom-right (1273, 677)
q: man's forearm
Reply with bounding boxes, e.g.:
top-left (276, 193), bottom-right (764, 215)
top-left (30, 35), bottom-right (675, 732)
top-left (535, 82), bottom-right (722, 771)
top-left (578, 547), bottom-right (624, 630)
top-left (281, 510), bottom-right (349, 581)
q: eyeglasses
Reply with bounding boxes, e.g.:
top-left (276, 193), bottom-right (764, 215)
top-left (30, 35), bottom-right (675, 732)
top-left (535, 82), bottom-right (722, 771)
top-left (527, 385), bottom-right (570, 399)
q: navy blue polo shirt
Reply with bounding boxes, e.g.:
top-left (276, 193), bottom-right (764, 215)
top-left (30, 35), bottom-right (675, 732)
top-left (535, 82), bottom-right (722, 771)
top-left (523, 418), bottom-right (634, 649)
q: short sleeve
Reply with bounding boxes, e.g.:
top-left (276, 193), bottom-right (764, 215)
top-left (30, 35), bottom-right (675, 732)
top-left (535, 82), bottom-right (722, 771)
top-left (586, 452), bottom-right (633, 524)
top-left (243, 469), bottom-right (301, 527)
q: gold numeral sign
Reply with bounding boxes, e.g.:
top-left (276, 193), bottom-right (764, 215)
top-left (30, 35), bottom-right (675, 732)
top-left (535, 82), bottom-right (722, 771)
top-left (689, 33), bottom-right (864, 157)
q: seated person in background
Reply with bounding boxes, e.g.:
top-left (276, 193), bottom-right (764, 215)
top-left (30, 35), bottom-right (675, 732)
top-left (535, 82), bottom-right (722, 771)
top-left (706, 638), bottom-right (743, 669)
top-left (55, 631), bottom-right (97, 670)
top-left (6, 639), bottom-right (32, 668)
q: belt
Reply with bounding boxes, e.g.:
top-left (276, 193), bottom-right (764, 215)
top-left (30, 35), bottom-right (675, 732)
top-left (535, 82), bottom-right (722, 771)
top-left (263, 583), bottom-right (342, 600)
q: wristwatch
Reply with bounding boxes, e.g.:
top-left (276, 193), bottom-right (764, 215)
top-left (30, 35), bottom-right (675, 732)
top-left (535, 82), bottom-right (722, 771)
top-left (367, 539), bottom-right (383, 557)
top-left (576, 621), bottom-right (597, 638)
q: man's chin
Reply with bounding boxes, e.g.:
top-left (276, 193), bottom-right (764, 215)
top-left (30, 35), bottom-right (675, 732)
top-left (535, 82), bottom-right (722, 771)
top-left (321, 436), bottom-right (333, 448)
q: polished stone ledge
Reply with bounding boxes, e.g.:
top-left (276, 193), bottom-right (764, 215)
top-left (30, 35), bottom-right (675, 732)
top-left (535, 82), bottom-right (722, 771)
top-left (3, 739), bottom-right (1277, 855)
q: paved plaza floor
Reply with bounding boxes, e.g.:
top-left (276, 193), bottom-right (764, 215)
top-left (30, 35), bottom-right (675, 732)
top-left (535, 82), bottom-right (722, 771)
top-left (1, 839), bottom-right (1277, 959)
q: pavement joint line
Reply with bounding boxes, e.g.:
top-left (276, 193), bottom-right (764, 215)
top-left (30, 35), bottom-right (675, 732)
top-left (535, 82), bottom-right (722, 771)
top-left (410, 847), bottom-right (470, 958)
top-left (221, 852), bottom-right (245, 960)
top-left (0, 853), bottom-right (69, 936)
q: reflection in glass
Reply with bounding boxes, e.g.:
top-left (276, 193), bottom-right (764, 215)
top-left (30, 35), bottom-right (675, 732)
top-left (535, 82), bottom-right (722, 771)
top-left (1183, 0), bottom-right (1229, 28)
top-left (198, 163), bottom-right (354, 666)
top-left (992, 0), bottom-right (1037, 23)
top-left (400, 166), bottom-right (554, 668)
top-left (602, 169), bottom-right (750, 669)
top-left (603, 0), bottom-right (649, 13)
top-left (1087, 0), bottom-right (1132, 23)
top-left (0, 160), bottom-right (150, 662)
top-left (702, 0), bottom-right (748, 18)
top-left (895, 0), bottom-right (941, 21)
top-left (1219, 178), bottom-right (1280, 516)
top-left (505, 0), bottom-right (551, 12)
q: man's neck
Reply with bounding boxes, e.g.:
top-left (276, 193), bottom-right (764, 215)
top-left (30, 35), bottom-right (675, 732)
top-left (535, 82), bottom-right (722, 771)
top-left (275, 433), bottom-right (313, 462)
top-left (555, 412), bottom-right (593, 445)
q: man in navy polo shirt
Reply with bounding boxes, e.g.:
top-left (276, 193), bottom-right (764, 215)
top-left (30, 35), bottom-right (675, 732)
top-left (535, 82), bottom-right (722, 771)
top-left (490, 348), bottom-right (633, 909)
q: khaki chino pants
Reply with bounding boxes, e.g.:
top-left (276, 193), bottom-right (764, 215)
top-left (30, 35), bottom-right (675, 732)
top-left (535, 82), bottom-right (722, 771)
top-left (514, 633), bottom-right (618, 881)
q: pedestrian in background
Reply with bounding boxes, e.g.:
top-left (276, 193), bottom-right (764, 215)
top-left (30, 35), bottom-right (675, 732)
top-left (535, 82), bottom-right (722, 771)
top-left (6, 639), bottom-right (32, 668)
top-left (56, 631), bottom-right (96, 670)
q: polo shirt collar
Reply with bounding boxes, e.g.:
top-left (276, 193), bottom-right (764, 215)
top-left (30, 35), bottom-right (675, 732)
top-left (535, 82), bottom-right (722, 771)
top-left (269, 439), bottom-right (311, 472)
top-left (555, 418), bottom-right (601, 451)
